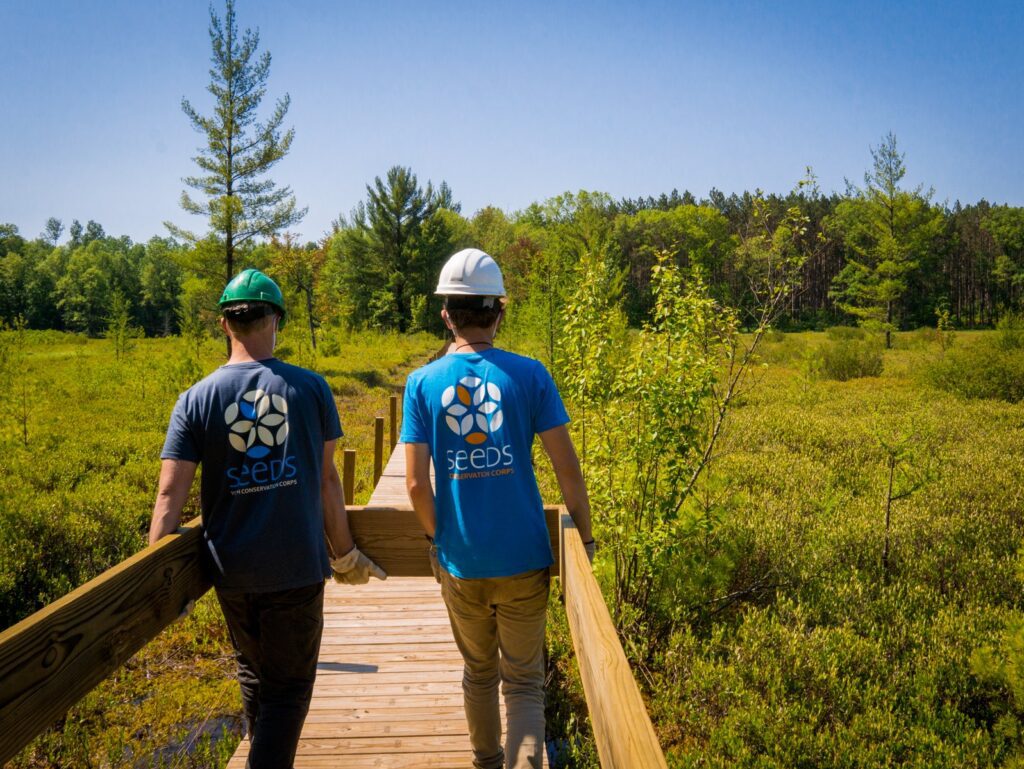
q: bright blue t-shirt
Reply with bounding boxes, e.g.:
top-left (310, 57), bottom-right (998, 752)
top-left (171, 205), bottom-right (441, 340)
top-left (401, 348), bottom-right (569, 579)
top-left (161, 358), bottom-right (341, 593)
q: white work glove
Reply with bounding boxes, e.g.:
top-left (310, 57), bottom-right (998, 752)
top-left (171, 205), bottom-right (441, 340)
top-left (583, 540), bottom-right (596, 564)
top-left (331, 546), bottom-right (387, 585)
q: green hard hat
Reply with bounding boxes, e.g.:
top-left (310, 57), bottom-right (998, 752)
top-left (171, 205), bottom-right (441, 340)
top-left (219, 268), bottom-right (286, 329)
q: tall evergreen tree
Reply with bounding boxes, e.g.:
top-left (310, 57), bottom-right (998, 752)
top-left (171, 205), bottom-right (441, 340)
top-left (166, 0), bottom-right (305, 291)
top-left (328, 166), bottom-right (462, 332)
top-left (827, 133), bottom-right (943, 347)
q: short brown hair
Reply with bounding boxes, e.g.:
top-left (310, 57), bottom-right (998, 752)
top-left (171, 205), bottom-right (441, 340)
top-left (444, 296), bottom-right (502, 331)
top-left (223, 302), bottom-right (278, 336)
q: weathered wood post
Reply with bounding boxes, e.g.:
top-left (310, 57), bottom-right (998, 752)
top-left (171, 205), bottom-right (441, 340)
top-left (389, 394), bottom-right (398, 452)
top-left (343, 449), bottom-right (356, 506)
top-left (373, 417), bottom-right (385, 486)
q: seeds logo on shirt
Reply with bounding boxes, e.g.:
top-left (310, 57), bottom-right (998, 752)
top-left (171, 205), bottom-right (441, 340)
top-left (442, 376), bottom-right (503, 445)
top-left (224, 389), bottom-right (289, 459)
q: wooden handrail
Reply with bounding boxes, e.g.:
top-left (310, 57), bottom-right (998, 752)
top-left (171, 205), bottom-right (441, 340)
top-left (347, 505), bottom-right (561, 578)
top-left (559, 511), bottom-right (669, 769)
top-left (0, 520), bottom-right (211, 764)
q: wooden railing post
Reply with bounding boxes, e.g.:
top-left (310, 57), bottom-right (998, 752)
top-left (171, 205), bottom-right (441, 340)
top-left (373, 417), bottom-right (385, 486)
top-left (389, 395), bottom-right (398, 452)
top-left (343, 449), bottom-right (356, 506)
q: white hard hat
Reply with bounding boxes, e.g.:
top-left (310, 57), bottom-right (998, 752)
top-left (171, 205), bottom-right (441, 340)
top-left (435, 248), bottom-right (506, 297)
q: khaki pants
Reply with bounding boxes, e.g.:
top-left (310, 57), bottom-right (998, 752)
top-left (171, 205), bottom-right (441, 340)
top-left (440, 567), bottom-right (549, 769)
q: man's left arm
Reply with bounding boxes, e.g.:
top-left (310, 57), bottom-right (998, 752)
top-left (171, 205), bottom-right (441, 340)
top-left (539, 424), bottom-right (596, 562)
top-left (148, 459), bottom-right (198, 546)
top-left (405, 442), bottom-right (436, 538)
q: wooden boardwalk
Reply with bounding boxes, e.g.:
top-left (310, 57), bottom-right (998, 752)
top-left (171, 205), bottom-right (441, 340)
top-left (1, 424), bottom-right (667, 768)
top-left (228, 446), bottom-right (533, 769)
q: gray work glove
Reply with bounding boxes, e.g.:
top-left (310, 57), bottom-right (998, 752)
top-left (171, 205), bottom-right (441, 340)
top-left (583, 540), bottom-right (596, 564)
top-left (331, 546), bottom-right (387, 585)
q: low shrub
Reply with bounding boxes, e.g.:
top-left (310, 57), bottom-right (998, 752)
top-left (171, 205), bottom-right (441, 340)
top-left (657, 600), bottom-right (1016, 768)
top-left (817, 339), bottom-right (884, 381)
top-left (0, 329), bottom-right (88, 346)
top-left (317, 332), bottom-right (341, 357)
top-left (755, 332), bottom-right (811, 368)
top-left (926, 342), bottom-right (1024, 402)
top-left (905, 325), bottom-right (947, 349)
top-left (996, 312), bottom-right (1024, 351)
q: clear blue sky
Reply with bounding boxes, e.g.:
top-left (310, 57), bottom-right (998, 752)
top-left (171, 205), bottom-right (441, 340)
top-left (2, 0), bottom-right (1022, 244)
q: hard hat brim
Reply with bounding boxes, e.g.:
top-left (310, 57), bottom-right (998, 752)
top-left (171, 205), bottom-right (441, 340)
top-left (435, 286), bottom-right (507, 297)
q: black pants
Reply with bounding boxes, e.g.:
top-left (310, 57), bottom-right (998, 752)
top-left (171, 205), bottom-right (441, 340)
top-left (216, 581), bottom-right (325, 769)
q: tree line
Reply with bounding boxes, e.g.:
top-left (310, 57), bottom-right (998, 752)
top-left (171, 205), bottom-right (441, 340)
top-left (1, 152), bottom-right (1023, 344)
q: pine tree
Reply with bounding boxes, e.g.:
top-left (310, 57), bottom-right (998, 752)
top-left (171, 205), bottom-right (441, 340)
top-left (329, 167), bottom-right (462, 331)
top-left (167, 0), bottom-right (306, 289)
top-left (828, 133), bottom-right (943, 347)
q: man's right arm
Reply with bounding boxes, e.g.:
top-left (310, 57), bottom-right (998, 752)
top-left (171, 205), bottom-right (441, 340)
top-left (321, 439), bottom-right (355, 558)
top-left (148, 459), bottom-right (198, 546)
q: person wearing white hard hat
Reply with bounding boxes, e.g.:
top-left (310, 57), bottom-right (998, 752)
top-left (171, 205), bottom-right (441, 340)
top-left (401, 248), bottom-right (594, 769)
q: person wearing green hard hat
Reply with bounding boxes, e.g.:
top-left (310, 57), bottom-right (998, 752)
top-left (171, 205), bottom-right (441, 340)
top-left (219, 267), bottom-right (288, 330)
top-left (148, 267), bottom-right (385, 769)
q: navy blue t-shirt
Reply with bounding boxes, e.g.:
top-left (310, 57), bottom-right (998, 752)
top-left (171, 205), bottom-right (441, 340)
top-left (161, 358), bottom-right (341, 592)
top-left (401, 348), bottom-right (570, 578)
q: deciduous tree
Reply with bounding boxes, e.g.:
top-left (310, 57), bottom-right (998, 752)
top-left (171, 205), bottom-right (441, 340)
top-left (139, 237), bottom-right (184, 335)
top-left (42, 217), bottom-right (63, 246)
top-left (269, 233), bottom-right (326, 350)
